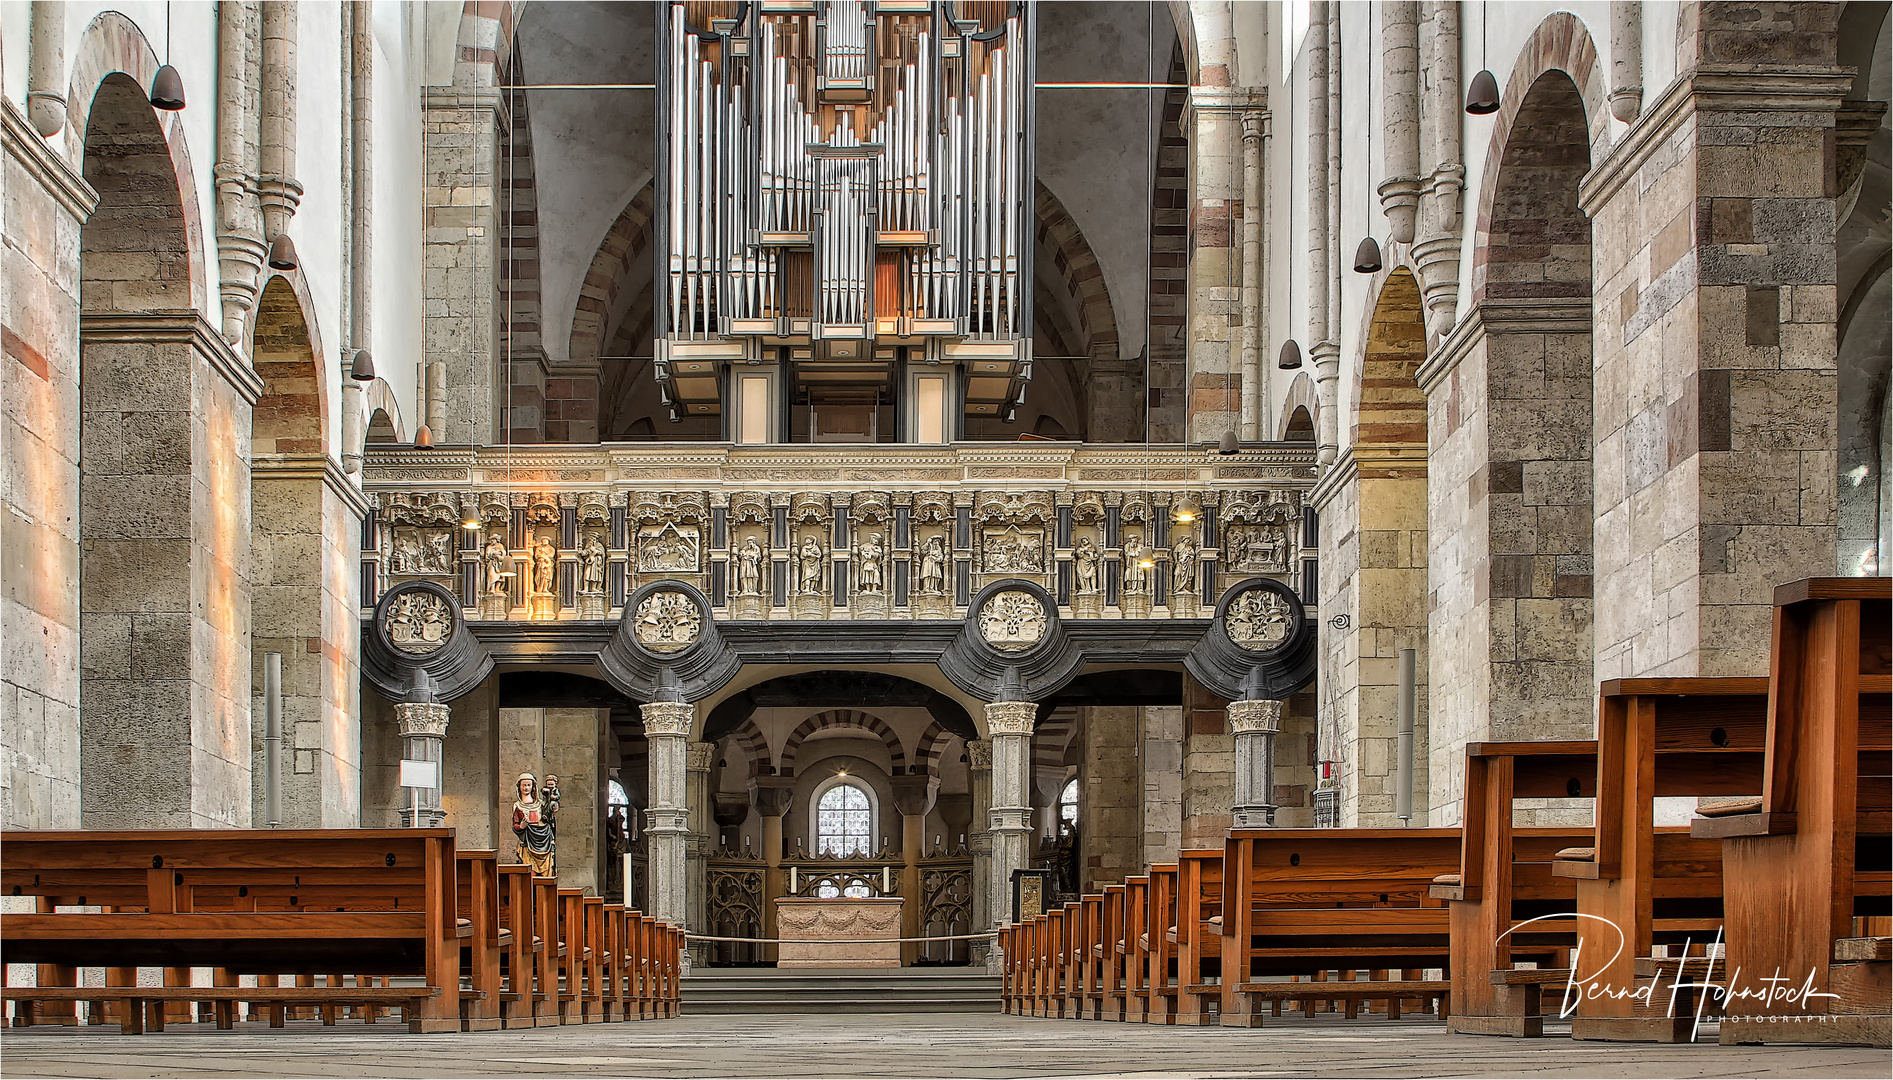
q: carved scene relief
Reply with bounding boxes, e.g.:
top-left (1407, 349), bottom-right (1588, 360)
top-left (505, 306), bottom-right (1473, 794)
top-left (387, 527), bottom-right (457, 577)
top-left (980, 525), bottom-right (1044, 574)
top-left (638, 522), bottom-right (701, 574)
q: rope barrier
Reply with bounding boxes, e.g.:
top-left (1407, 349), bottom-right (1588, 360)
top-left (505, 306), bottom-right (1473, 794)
top-left (685, 934), bottom-right (1007, 941)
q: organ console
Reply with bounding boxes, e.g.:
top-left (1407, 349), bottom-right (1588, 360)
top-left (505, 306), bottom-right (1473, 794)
top-left (656, 1), bottom-right (1034, 442)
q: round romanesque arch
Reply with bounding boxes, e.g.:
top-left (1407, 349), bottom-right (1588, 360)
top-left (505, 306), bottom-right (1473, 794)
top-left (1352, 267), bottom-right (1428, 448)
top-left (1469, 12), bottom-right (1607, 305)
top-left (250, 273), bottom-right (330, 455)
top-left (779, 710), bottom-right (909, 778)
top-left (65, 12), bottom-right (210, 320)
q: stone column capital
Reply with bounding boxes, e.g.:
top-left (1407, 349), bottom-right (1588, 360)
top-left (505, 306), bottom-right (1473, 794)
top-left (684, 741), bottom-right (716, 772)
top-left (1228, 698), bottom-right (1284, 735)
top-left (890, 773), bottom-right (936, 817)
top-left (394, 701), bottom-right (450, 738)
top-left (748, 775), bottom-right (796, 818)
top-left (641, 700), bottom-right (694, 738)
top-left (964, 739), bottom-right (993, 771)
top-left (983, 701), bottom-right (1036, 738)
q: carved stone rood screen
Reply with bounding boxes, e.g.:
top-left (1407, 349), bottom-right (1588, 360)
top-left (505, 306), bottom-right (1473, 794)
top-left (360, 444), bottom-right (1316, 624)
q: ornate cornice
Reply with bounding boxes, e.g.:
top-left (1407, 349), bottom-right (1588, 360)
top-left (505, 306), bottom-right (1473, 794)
top-left (1, 98), bottom-right (98, 221)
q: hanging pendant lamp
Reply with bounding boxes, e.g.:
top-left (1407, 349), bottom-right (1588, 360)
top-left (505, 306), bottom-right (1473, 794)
top-left (1465, 69), bottom-right (1501, 115)
top-left (412, 424), bottom-right (435, 449)
top-left (1278, 339), bottom-right (1303, 370)
top-left (1217, 429), bottom-right (1241, 455)
top-left (349, 348), bottom-right (376, 382)
top-left (149, 65), bottom-right (186, 110)
top-left (267, 233), bottom-right (300, 270)
top-left (1353, 235), bottom-right (1384, 275)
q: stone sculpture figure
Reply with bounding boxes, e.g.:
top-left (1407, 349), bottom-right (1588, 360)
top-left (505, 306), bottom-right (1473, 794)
top-left (426, 530), bottom-right (453, 574)
top-left (1171, 535), bottom-right (1199, 594)
top-left (512, 773), bottom-right (556, 877)
top-left (533, 536), bottom-right (557, 596)
top-left (798, 536), bottom-right (826, 595)
top-left (919, 535), bottom-right (948, 594)
top-left (482, 533), bottom-right (510, 595)
top-left (581, 535), bottom-right (607, 595)
top-left (1123, 533), bottom-right (1150, 593)
top-left (856, 533), bottom-right (885, 594)
top-left (737, 536), bottom-right (764, 596)
top-left (1072, 537), bottom-right (1100, 594)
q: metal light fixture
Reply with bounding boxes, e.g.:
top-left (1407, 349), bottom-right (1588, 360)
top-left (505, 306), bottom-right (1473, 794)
top-left (349, 348), bottom-right (376, 382)
top-left (412, 424), bottom-right (435, 449)
top-left (149, 65), bottom-right (186, 111)
top-left (1353, 235), bottom-right (1384, 275)
top-left (1173, 495), bottom-right (1201, 523)
top-left (1217, 430), bottom-right (1241, 455)
top-left (1278, 339), bottom-right (1303, 370)
top-left (267, 233), bottom-right (299, 270)
top-left (462, 510), bottom-right (481, 531)
top-left (1465, 69), bottom-right (1501, 115)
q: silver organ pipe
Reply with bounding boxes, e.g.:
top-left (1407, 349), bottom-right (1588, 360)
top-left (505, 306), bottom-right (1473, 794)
top-left (658, 3), bottom-right (1030, 420)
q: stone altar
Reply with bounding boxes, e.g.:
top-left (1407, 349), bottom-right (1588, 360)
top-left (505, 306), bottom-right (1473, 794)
top-left (774, 897), bottom-right (905, 969)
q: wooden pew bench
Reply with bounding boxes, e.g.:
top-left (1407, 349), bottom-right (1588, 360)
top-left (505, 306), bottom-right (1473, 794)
top-left (1213, 829), bottom-right (1463, 1028)
top-left (1, 829), bottom-right (465, 1033)
top-left (1689, 578), bottom-right (1891, 1048)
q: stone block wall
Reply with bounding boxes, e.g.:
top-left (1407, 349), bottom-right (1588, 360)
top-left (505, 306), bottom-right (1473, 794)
top-left (1, 105), bottom-right (91, 829)
top-left (500, 705), bottom-right (608, 894)
top-left (423, 89), bottom-right (503, 446)
top-left (1314, 448), bottom-right (1430, 826)
top-left (1583, 5), bottom-right (1847, 681)
top-left (1140, 704), bottom-right (1183, 867)
top-left (1078, 704), bottom-right (1141, 889)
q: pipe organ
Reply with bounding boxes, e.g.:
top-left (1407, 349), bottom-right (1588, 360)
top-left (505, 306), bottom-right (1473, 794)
top-left (657, 1), bottom-right (1034, 442)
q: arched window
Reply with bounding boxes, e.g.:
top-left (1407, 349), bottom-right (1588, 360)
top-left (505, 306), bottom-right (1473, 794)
top-left (1058, 777), bottom-right (1079, 835)
top-left (816, 781), bottom-right (874, 857)
top-left (608, 779), bottom-right (629, 809)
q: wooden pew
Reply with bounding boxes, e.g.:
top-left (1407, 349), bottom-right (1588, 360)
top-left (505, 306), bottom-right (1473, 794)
top-left (1434, 740), bottom-right (1602, 1036)
top-left (1215, 829), bottom-right (1460, 1028)
top-left (1, 830), bottom-right (463, 1033)
top-left (1690, 578), bottom-right (1892, 1048)
top-left (1119, 874), bottom-right (1152, 1023)
top-left (1547, 679), bottom-right (1768, 1042)
top-left (1096, 883), bottom-right (1128, 1020)
top-left (456, 851), bottom-right (504, 1031)
top-left (1067, 896), bottom-right (1098, 1019)
top-left (1140, 863), bottom-right (1180, 1024)
top-left (1173, 848), bottom-right (1224, 1025)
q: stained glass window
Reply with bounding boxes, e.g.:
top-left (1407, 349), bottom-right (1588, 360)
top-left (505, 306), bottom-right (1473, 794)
top-left (608, 779), bottom-right (629, 808)
top-left (816, 782), bottom-right (873, 857)
top-left (1059, 778), bottom-right (1079, 832)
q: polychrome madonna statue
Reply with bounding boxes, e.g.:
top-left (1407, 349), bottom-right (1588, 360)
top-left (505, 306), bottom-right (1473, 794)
top-left (512, 773), bottom-right (556, 877)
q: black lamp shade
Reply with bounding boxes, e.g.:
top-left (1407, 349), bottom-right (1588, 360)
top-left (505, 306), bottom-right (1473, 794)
top-left (1465, 69), bottom-right (1501, 115)
top-left (1353, 235), bottom-right (1384, 275)
top-left (1277, 339), bottom-right (1303, 370)
top-left (149, 65), bottom-right (186, 110)
top-left (1217, 430), bottom-right (1241, 455)
top-left (413, 424), bottom-right (435, 449)
top-left (267, 233), bottom-right (299, 270)
top-left (349, 348), bottom-right (376, 382)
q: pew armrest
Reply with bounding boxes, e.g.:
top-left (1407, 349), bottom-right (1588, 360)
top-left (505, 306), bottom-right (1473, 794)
top-left (1690, 811), bottom-right (1798, 839)
top-left (1549, 848), bottom-right (1599, 880)
top-left (1489, 968), bottom-right (1571, 986)
top-left (1428, 873), bottom-right (1472, 901)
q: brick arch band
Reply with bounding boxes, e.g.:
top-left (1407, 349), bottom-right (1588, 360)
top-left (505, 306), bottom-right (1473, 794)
top-left (779, 710), bottom-right (908, 778)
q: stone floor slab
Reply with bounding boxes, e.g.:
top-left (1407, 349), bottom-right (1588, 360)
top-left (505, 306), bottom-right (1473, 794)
top-left (0, 1013), bottom-right (1884, 1078)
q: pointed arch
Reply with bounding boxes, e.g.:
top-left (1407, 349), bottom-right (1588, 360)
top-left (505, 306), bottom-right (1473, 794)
top-left (779, 710), bottom-right (908, 777)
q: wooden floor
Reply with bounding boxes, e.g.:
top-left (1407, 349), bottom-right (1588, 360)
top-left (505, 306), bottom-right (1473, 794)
top-left (1, 1012), bottom-right (1883, 1078)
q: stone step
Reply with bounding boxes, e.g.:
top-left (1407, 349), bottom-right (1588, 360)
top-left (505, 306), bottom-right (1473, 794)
top-left (683, 966), bottom-right (1001, 1014)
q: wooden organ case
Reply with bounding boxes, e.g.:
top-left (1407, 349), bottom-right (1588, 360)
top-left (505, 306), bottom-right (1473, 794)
top-left (656, 1), bottom-right (1035, 443)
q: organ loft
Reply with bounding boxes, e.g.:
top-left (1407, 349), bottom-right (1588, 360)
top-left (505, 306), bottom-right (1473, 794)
top-left (0, 0), bottom-right (1886, 1051)
top-left (657, 1), bottom-right (1034, 442)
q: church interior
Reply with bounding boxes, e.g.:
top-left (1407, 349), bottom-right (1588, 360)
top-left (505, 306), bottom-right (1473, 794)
top-left (0, 0), bottom-right (1888, 1062)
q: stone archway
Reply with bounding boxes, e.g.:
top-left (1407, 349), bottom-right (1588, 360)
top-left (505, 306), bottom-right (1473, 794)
top-left (249, 274), bottom-right (367, 828)
top-left (1424, 58), bottom-right (1598, 825)
top-left (77, 67), bottom-right (262, 829)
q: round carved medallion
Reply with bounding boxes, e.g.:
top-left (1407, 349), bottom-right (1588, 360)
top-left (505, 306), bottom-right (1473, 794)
top-left (633, 589), bottom-right (703, 653)
top-left (1223, 586), bottom-right (1295, 653)
top-left (978, 590), bottom-right (1047, 652)
top-left (382, 587), bottom-right (455, 655)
